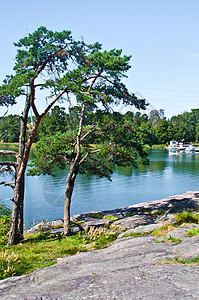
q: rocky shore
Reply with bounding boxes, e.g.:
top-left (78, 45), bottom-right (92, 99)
top-left (0, 191), bottom-right (199, 299)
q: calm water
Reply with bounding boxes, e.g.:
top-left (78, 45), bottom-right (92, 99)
top-left (1, 150), bottom-right (199, 227)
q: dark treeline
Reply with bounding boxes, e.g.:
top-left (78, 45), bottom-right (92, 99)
top-left (1, 106), bottom-right (199, 144)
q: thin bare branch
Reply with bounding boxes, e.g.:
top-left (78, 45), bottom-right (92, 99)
top-left (78, 152), bottom-right (89, 165)
top-left (5, 197), bottom-right (14, 202)
top-left (0, 181), bottom-right (15, 190)
top-left (0, 150), bottom-right (19, 158)
top-left (78, 148), bottom-right (101, 165)
top-left (0, 161), bottom-right (18, 168)
top-left (41, 87), bottom-right (68, 118)
top-left (80, 126), bottom-right (97, 142)
top-left (57, 154), bottom-right (71, 165)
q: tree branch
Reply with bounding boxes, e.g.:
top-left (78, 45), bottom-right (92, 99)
top-left (0, 181), bottom-right (15, 190)
top-left (30, 81), bottom-right (40, 118)
top-left (40, 87), bottom-right (68, 118)
top-left (0, 161), bottom-right (18, 168)
top-left (100, 75), bottom-right (143, 107)
top-left (78, 148), bottom-right (101, 165)
top-left (80, 125), bottom-right (97, 142)
top-left (0, 150), bottom-right (19, 158)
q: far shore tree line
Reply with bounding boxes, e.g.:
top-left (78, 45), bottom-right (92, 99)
top-left (1, 107), bottom-right (199, 145)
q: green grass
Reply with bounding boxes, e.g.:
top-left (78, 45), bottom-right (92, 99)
top-left (0, 227), bottom-right (119, 280)
top-left (123, 212), bottom-right (136, 217)
top-left (152, 223), bottom-right (176, 237)
top-left (160, 256), bottom-right (199, 265)
top-left (164, 236), bottom-right (182, 244)
top-left (175, 211), bottom-right (199, 225)
top-left (0, 142), bottom-right (19, 151)
top-left (90, 213), bottom-right (103, 219)
top-left (103, 215), bottom-right (119, 221)
top-left (142, 209), bottom-right (166, 218)
top-left (123, 232), bottom-right (144, 237)
top-left (123, 231), bottom-right (152, 238)
top-left (185, 228), bottom-right (199, 237)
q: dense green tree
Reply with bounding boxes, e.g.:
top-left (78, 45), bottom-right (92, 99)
top-left (35, 106), bottom-right (67, 140)
top-left (0, 27), bottom-right (115, 244)
top-left (155, 118), bottom-right (168, 144)
top-left (26, 45), bottom-right (148, 235)
top-left (0, 115), bottom-right (20, 142)
top-left (29, 113), bottom-right (149, 235)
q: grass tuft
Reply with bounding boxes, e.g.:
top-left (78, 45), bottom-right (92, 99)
top-left (160, 256), bottom-right (199, 265)
top-left (164, 236), bottom-right (182, 244)
top-left (185, 228), bottom-right (199, 237)
top-left (103, 215), bottom-right (119, 221)
top-left (152, 223), bottom-right (176, 237)
top-left (175, 211), bottom-right (199, 225)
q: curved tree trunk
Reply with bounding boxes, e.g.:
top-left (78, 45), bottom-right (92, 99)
top-left (8, 96), bottom-right (30, 244)
top-left (8, 116), bottom-right (41, 244)
top-left (9, 176), bottom-right (24, 244)
top-left (64, 165), bottom-right (77, 235)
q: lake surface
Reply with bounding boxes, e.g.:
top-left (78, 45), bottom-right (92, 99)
top-left (1, 149), bottom-right (199, 227)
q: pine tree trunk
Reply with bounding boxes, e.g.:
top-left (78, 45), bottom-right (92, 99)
top-left (64, 167), bottom-right (77, 235)
top-left (8, 97), bottom-right (30, 244)
top-left (8, 115), bottom-right (41, 244)
top-left (9, 176), bottom-right (24, 244)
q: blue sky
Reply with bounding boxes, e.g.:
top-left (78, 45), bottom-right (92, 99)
top-left (0, 0), bottom-right (199, 118)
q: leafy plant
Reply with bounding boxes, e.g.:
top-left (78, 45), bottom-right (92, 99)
top-left (90, 213), bottom-right (103, 219)
top-left (0, 203), bottom-right (11, 216)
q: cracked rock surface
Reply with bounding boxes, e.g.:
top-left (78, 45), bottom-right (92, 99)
top-left (1, 191), bottom-right (199, 299)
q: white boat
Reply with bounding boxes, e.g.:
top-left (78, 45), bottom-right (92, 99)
top-left (185, 145), bottom-right (195, 152)
top-left (167, 141), bottom-right (196, 154)
top-left (166, 141), bottom-right (178, 152)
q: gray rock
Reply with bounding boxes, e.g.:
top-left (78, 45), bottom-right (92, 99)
top-left (0, 233), bottom-right (199, 299)
top-left (2, 191), bottom-right (199, 299)
top-left (115, 214), bottom-right (154, 229)
top-left (118, 223), bottom-right (160, 239)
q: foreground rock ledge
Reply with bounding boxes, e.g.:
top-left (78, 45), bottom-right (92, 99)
top-left (1, 191), bottom-right (199, 300)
